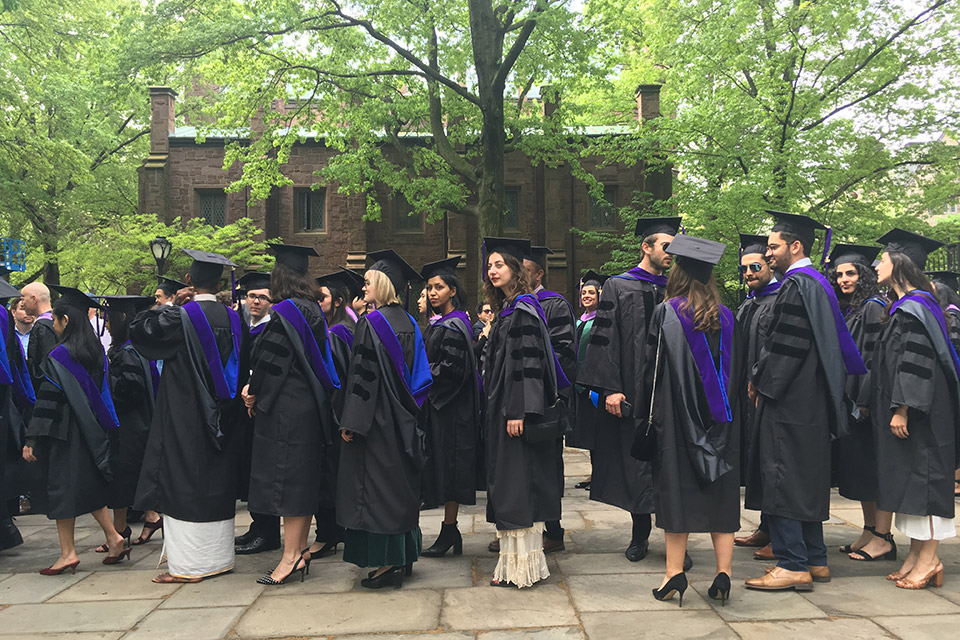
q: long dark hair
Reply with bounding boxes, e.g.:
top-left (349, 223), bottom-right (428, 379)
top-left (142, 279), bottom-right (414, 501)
top-left (427, 274), bottom-right (466, 315)
top-left (887, 252), bottom-right (936, 300)
top-left (665, 262), bottom-right (723, 332)
top-left (932, 281), bottom-right (960, 310)
top-left (483, 252), bottom-right (531, 312)
top-left (52, 300), bottom-right (103, 373)
top-left (323, 284), bottom-right (353, 328)
top-left (829, 262), bottom-right (881, 314)
top-left (105, 308), bottom-right (132, 359)
top-left (270, 263), bottom-right (319, 302)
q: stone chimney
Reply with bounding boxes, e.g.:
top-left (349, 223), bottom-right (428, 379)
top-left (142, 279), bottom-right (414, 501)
top-left (148, 87), bottom-right (178, 155)
top-left (635, 84), bottom-right (661, 123)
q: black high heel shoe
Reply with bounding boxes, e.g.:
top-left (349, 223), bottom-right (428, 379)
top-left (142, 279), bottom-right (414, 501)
top-left (310, 540), bottom-right (340, 558)
top-left (360, 566), bottom-right (404, 590)
top-left (369, 563), bottom-right (413, 579)
top-left (299, 548), bottom-right (314, 575)
top-left (708, 572), bottom-right (731, 606)
top-left (652, 572), bottom-right (688, 607)
top-left (257, 556), bottom-right (307, 585)
top-left (421, 523), bottom-right (463, 558)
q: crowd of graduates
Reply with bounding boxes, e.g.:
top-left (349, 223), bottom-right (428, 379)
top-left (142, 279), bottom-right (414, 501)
top-left (0, 210), bottom-right (958, 605)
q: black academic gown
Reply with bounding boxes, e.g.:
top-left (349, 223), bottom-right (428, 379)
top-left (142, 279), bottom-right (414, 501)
top-left (420, 315), bottom-right (481, 508)
top-left (247, 298), bottom-right (337, 517)
top-left (833, 298), bottom-right (886, 502)
top-left (106, 344), bottom-right (154, 509)
top-left (643, 302), bottom-right (742, 533)
top-left (734, 290), bottom-right (777, 481)
top-left (945, 307), bottom-right (960, 354)
top-left (569, 316), bottom-right (601, 450)
top-left (0, 315), bottom-right (31, 503)
top-left (319, 318), bottom-right (354, 513)
top-left (577, 275), bottom-right (659, 514)
top-left (484, 297), bottom-right (563, 530)
top-left (26, 316), bottom-right (57, 389)
top-left (872, 304), bottom-right (960, 518)
top-left (26, 354), bottom-right (112, 520)
top-left (746, 275), bottom-right (846, 523)
top-left (337, 305), bottom-right (426, 536)
top-left (237, 315), bottom-right (269, 503)
top-left (130, 300), bottom-right (244, 522)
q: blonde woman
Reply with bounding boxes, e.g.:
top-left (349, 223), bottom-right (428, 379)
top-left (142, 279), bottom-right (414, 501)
top-left (337, 250), bottom-right (432, 589)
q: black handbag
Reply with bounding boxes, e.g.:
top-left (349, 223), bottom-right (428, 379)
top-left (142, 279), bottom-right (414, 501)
top-left (631, 329), bottom-right (661, 462)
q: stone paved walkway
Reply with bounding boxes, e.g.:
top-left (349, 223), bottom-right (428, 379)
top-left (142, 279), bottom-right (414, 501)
top-left (1, 448), bottom-right (959, 639)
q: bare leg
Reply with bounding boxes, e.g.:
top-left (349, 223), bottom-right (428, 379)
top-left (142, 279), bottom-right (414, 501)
top-left (710, 532), bottom-right (734, 577)
top-left (904, 537), bottom-right (941, 582)
top-left (443, 501), bottom-right (459, 526)
top-left (51, 518), bottom-right (78, 570)
top-left (849, 508), bottom-right (893, 560)
top-left (661, 532), bottom-right (689, 588)
top-left (846, 501), bottom-right (877, 551)
top-left (112, 508), bottom-right (128, 535)
top-left (91, 506), bottom-right (125, 555)
top-left (269, 515), bottom-right (311, 582)
top-left (896, 538), bottom-right (923, 577)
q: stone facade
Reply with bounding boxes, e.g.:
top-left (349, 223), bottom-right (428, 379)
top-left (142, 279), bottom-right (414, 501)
top-left (138, 86), bottom-right (672, 309)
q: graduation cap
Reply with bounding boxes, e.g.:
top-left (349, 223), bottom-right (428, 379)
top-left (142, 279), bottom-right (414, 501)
top-left (237, 271), bottom-right (271, 292)
top-left (768, 210), bottom-right (833, 265)
top-left (926, 270), bottom-right (960, 293)
top-left (420, 256), bottom-right (461, 282)
top-left (49, 284), bottom-right (102, 311)
top-left (316, 267), bottom-right (365, 302)
top-left (739, 234), bottom-right (769, 257)
top-left (268, 243), bottom-right (319, 276)
top-left (367, 249), bottom-right (421, 294)
top-left (0, 278), bottom-right (21, 301)
top-left (634, 216), bottom-right (682, 239)
top-left (183, 249), bottom-right (237, 284)
top-left (156, 276), bottom-right (188, 297)
top-left (665, 234), bottom-right (726, 284)
top-left (482, 237), bottom-right (531, 263)
top-left (828, 243), bottom-right (881, 268)
top-left (525, 245), bottom-right (553, 267)
top-left (98, 295), bottom-right (155, 318)
top-left (579, 270), bottom-right (608, 289)
top-left (876, 228), bottom-right (944, 270)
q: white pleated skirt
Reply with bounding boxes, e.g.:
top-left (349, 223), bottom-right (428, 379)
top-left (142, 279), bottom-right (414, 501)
top-left (161, 515), bottom-right (235, 579)
top-left (895, 513), bottom-right (957, 541)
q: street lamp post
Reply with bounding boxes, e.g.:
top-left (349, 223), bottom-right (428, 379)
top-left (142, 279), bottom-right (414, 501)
top-left (149, 236), bottom-right (173, 276)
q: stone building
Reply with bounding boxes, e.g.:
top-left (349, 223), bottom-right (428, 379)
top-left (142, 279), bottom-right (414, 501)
top-left (138, 86), bottom-right (671, 308)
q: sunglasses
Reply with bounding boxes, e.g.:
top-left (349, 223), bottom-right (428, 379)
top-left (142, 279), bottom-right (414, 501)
top-left (738, 263), bottom-right (765, 274)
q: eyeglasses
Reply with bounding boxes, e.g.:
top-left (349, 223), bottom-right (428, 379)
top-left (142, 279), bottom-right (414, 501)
top-left (245, 293), bottom-right (271, 303)
top-left (738, 263), bottom-right (765, 274)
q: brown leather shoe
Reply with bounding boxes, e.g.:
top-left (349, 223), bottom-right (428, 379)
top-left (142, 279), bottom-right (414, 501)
top-left (753, 543), bottom-right (775, 560)
top-left (543, 537), bottom-right (565, 554)
top-left (745, 566), bottom-right (813, 591)
top-left (808, 565), bottom-right (831, 583)
top-left (488, 538), bottom-right (500, 553)
top-left (735, 529), bottom-right (770, 548)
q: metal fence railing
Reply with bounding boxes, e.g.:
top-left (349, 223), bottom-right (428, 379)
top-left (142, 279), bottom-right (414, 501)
top-left (0, 238), bottom-right (25, 273)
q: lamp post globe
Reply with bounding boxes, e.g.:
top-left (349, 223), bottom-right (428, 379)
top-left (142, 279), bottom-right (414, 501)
top-left (149, 236), bottom-right (172, 276)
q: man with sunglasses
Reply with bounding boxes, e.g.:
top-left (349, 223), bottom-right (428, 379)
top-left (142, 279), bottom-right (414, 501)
top-left (233, 272), bottom-right (281, 556)
top-left (733, 234), bottom-right (780, 560)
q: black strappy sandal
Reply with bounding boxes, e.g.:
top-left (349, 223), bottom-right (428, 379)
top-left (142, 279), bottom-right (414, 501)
top-left (848, 530), bottom-right (897, 562)
top-left (839, 525), bottom-right (875, 553)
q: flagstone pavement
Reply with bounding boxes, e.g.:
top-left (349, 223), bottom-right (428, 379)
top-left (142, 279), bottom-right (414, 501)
top-left (2, 448), bottom-right (960, 639)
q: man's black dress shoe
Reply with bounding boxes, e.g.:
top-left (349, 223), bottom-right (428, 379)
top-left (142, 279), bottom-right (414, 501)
top-left (235, 529), bottom-right (256, 546)
top-left (235, 536), bottom-right (281, 555)
top-left (0, 519), bottom-right (23, 552)
top-left (625, 539), bottom-right (649, 562)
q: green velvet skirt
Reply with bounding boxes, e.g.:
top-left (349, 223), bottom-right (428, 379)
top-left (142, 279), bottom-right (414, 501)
top-left (342, 527), bottom-right (422, 568)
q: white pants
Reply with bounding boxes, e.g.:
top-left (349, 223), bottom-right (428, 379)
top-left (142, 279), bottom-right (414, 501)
top-left (161, 515), bottom-right (235, 579)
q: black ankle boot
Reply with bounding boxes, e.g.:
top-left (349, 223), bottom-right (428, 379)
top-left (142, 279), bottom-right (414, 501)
top-left (0, 518), bottom-right (23, 551)
top-left (420, 522), bottom-right (463, 558)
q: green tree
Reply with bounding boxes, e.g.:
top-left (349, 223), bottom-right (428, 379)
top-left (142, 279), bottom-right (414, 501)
top-left (0, 0), bottom-right (176, 284)
top-left (133, 0), bottom-right (607, 236)
top-left (43, 214), bottom-right (274, 295)
top-left (579, 0), bottom-right (960, 286)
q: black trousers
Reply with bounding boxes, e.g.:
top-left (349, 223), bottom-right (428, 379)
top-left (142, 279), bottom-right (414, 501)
top-left (249, 512), bottom-right (280, 541)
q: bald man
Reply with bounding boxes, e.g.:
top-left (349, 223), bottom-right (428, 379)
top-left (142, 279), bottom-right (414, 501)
top-left (20, 283), bottom-right (57, 387)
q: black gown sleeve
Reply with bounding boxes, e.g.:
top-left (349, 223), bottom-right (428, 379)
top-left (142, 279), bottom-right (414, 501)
top-left (27, 321), bottom-right (58, 384)
top-left (752, 280), bottom-right (812, 401)
top-left (247, 319), bottom-right (289, 398)
top-left (543, 298), bottom-right (578, 384)
top-left (339, 319), bottom-right (382, 437)
top-left (428, 326), bottom-right (468, 409)
top-left (109, 348), bottom-right (149, 409)
top-left (503, 310), bottom-right (552, 421)
top-left (890, 314), bottom-right (937, 416)
top-left (25, 379), bottom-right (69, 444)
top-left (578, 279), bottom-right (624, 395)
top-left (129, 306), bottom-right (184, 361)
